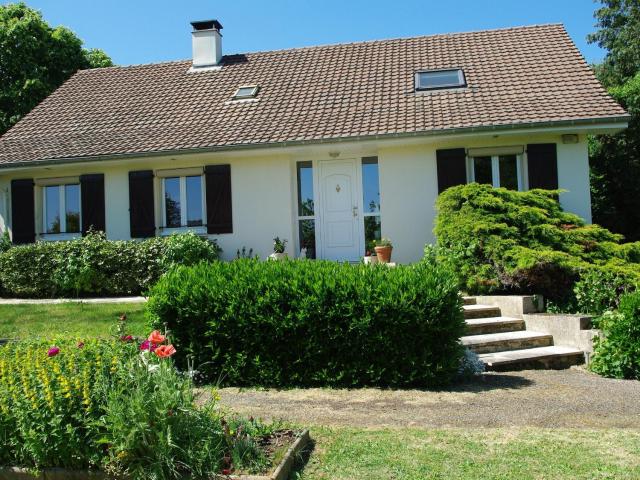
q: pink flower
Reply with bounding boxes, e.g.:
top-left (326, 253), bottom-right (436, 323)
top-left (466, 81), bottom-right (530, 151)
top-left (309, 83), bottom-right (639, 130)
top-left (139, 340), bottom-right (157, 352)
top-left (47, 347), bottom-right (60, 357)
top-left (77, 342), bottom-right (85, 349)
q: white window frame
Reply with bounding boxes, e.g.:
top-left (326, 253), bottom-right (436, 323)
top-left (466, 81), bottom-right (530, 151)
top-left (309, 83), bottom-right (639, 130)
top-left (295, 161), bottom-right (317, 258)
top-left (232, 85), bottom-right (259, 100)
top-left (415, 69), bottom-right (466, 91)
top-left (42, 183), bottom-right (81, 240)
top-left (467, 154), bottom-right (526, 191)
top-left (161, 175), bottom-right (206, 235)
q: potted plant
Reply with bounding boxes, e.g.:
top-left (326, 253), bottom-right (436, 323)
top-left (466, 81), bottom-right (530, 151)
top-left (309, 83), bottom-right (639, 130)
top-left (373, 238), bottom-right (393, 263)
top-left (269, 237), bottom-right (288, 260)
top-left (363, 250), bottom-right (378, 265)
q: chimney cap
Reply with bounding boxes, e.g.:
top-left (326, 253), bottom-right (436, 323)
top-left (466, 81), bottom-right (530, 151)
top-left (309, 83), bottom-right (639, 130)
top-left (191, 19), bottom-right (223, 31)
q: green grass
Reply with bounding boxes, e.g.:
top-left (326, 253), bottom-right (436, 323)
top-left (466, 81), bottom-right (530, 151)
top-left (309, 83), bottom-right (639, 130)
top-left (297, 427), bottom-right (640, 479)
top-left (0, 303), bottom-right (148, 339)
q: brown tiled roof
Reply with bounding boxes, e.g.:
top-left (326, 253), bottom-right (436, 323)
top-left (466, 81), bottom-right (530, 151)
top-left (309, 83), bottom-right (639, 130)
top-left (0, 24), bottom-right (629, 167)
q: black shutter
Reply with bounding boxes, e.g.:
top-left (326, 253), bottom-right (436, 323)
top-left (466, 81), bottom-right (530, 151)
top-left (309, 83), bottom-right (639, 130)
top-left (436, 148), bottom-right (467, 194)
top-left (205, 164), bottom-right (233, 234)
top-left (527, 143), bottom-right (558, 190)
top-left (128, 170), bottom-right (155, 238)
top-left (10, 179), bottom-right (35, 244)
top-left (80, 174), bottom-right (105, 234)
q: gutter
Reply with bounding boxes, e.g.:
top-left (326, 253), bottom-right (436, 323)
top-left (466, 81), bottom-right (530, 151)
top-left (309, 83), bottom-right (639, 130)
top-left (0, 115), bottom-right (631, 171)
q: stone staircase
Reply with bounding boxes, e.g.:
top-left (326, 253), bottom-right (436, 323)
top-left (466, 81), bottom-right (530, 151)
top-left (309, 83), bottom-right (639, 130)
top-left (462, 297), bottom-right (585, 371)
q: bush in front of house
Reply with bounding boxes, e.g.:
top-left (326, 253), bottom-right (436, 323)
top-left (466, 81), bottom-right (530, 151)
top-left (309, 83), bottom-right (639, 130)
top-left (590, 291), bottom-right (640, 380)
top-left (0, 334), bottom-right (274, 477)
top-left (433, 184), bottom-right (640, 305)
top-left (0, 231), bottom-right (220, 298)
top-left (146, 259), bottom-right (465, 388)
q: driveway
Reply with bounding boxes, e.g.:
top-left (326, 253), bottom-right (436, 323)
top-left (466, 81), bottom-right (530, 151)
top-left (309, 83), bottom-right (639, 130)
top-left (212, 368), bottom-right (640, 429)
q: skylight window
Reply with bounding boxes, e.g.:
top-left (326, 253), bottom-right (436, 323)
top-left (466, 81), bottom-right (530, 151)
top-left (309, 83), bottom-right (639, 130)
top-left (233, 85), bottom-right (259, 100)
top-left (415, 69), bottom-right (466, 91)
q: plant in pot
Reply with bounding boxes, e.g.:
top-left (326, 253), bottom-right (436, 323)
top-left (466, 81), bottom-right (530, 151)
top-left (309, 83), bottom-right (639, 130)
top-left (363, 242), bottom-right (378, 265)
top-left (373, 238), bottom-right (393, 264)
top-left (269, 237), bottom-right (288, 260)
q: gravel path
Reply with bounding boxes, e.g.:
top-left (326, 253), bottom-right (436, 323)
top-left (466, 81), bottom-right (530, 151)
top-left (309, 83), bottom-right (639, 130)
top-left (212, 368), bottom-right (640, 429)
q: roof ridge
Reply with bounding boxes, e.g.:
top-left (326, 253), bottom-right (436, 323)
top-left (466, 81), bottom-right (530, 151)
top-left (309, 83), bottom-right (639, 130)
top-left (78, 23), bottom-right (566, 72)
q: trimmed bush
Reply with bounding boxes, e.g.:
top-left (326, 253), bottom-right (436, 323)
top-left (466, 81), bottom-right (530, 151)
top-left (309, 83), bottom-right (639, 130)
top-left (0, 231), bottom-right (220, 298)
top-left (434, 184), bottom-right (640, 304)
top-left (147, 259), bottom-right (465, 388)
top-left (590, 291), bottom-right (640, 379)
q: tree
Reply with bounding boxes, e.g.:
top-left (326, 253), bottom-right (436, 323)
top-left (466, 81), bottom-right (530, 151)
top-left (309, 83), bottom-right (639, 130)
top-left (588, 0), bottom-right (640, 241)
top-left (0, 2), bottom-right (112, 135)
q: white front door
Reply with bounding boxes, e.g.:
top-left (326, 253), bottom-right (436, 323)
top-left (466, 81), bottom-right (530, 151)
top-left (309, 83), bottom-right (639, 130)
top-left (318, 159), bottom-right (361, 261)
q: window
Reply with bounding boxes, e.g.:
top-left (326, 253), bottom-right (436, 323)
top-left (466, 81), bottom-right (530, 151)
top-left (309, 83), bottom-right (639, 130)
top-left (415, 69), bottom-right (466, 91)
top-left (43, 184), bottom-right (80, 234)
top-left (232, 85), bottom-right (259, 100)
top-left (468, 154), bottom-right (524, 191)
top-left (362, 157), bottom-right (381, 253)
top-left (162, 175), bottom-right (204, 230)
top-left (296, 161), bottom-right (316, 259)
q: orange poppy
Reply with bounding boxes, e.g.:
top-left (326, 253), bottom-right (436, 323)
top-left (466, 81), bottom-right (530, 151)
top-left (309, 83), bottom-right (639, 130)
top-left (155, 344), bottom-right (176, 358)
top-left (148, 330), bottom-right (166, 345)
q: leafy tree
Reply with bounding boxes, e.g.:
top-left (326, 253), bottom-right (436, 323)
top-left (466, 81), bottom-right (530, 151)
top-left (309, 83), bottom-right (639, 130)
top-left (588, 0), bottom-right (640, 241)
top-left (0, 2), bottom-right (112, 135)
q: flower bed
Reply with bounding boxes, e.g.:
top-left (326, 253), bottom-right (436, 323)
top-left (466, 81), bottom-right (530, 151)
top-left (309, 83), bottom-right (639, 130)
top-left (0, 324), bottom-right (301, 478)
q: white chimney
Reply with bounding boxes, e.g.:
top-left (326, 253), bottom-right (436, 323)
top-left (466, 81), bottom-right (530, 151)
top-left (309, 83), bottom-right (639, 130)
top-left (190, 20), bottom-right (223, 68)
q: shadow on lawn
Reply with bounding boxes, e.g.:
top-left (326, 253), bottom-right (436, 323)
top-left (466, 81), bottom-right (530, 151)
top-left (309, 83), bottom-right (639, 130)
top-left (443, 373), bottom-right (534, 393)
top-left (288, 437), bottom-right (316, 480)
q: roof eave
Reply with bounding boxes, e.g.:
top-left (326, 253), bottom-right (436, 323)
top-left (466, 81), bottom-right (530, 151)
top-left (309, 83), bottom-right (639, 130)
top-left (0, 115), bottom-right (631, 171)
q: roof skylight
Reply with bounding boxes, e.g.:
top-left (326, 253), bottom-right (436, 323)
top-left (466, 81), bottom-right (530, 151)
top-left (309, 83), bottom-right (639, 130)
top-left (233, 85), bottom-right (259, 100)
top-left (415, 69), bottom-right (466, 91)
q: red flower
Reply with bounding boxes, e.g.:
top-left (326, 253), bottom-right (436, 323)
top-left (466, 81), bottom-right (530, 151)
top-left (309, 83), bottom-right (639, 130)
top-left (47, 347), bottom-right (60, 357)
top-left (139, 340), bottom-right (157, 352)
top-left (120, 335), bottom-right (134, 342)
top-left (77, 342), bottom-right (85, 349)
top-left (155, 344), bottom-right (176, 358)
top-left (148, 330), bottom-right (166, 345)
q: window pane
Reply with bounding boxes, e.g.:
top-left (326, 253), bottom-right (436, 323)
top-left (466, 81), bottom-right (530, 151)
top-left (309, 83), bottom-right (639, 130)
top-left (499, 155), bottom-right (519, 190)
top-left (362, 157), bottom-right (380, 214)
top-left (186, 176), bottom-right (203, 227)
top-left (473, 156), bottom-right (493, 185)
top-left (164, 177), bottom-right (181, 228)
top-left (298, 219), bottom-right (316, 259)
top-left (297, 161), bottom-right (314, 216)
top-left (45, 186), bottom-right (60, 234)
top-left (65, 184), bottom-right (80, 233)
top-left (364, 216), bottom-right (382, 254)
top-left (418, 70), bottom-right (464, 89)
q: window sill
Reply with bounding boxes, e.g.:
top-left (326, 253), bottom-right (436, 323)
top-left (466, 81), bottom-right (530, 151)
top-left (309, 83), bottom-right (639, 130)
top-left (40, 233), bottom-right (81, 242)
top-left (160, 226), bottom-right (207, 236)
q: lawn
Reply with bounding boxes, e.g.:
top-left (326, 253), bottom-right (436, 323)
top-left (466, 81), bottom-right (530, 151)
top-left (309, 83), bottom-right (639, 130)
top-left (0, 302), bottom-right (148, 339)
top-left (297, 427), bottom-right (640, 479)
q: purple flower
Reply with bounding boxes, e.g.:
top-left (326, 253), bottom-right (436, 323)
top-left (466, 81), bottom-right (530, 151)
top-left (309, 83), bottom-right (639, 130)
top-left (139, 340), bottom-right (157, 352)
top-left (48, 347), bottom-right (60, 357)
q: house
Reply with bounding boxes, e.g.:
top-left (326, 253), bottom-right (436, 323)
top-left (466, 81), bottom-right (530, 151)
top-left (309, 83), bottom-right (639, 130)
top-left (0, 22), bottom-right (629, 263)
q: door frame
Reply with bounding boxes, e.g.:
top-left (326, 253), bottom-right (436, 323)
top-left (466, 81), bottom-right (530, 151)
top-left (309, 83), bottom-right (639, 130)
top-left (296, 157), bottom-right (365, 261)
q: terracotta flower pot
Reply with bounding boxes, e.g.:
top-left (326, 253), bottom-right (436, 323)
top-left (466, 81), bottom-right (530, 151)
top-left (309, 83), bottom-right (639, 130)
top-left (374, 245), bottom-right (392, 263)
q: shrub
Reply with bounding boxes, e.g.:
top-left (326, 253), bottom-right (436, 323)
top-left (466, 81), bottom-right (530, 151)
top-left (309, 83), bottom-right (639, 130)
top-left (0, 231), bottom-right (11, 253)
top-left (434, 184), bottom-right (640, 304)
top-left (0, 334), bottom-right (273, 477)
top-left (147, 259), bottom-right (465, 388)
top-left (590, 291), bottom-right (640, 379)
top-left (0, 232), bottom-right (220, 298)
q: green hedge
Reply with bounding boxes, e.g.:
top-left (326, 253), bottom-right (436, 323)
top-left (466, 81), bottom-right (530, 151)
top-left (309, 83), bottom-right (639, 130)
top-left (0, 232), bottom-right (220, 298)
top-left (434, 184), bottom-right (640, 305)
top-left (590, 291), bottom-right (640, 379)
top-left (147, 260), bottom-right (465, 388)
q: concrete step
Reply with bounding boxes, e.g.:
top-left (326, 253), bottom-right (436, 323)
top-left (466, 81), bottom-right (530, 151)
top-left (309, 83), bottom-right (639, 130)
top-left (463, 304), bottom-right (502, 319)
top-left (479, 346), bottom-right (585, 371)
top-left (462, 296), bottom-right (477, 305)
top-left (461, 330), bottom-right (553, 354)
top-left (465, 316), bottom-right (525, 336)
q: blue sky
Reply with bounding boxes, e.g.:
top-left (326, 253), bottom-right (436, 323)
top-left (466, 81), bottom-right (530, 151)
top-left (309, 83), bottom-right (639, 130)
top-left (15, 0), bottom-right (606, 66)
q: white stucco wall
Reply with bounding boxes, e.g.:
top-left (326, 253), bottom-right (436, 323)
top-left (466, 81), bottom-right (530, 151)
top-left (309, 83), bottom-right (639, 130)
top-left (0, 131), bottom-right (595, 264)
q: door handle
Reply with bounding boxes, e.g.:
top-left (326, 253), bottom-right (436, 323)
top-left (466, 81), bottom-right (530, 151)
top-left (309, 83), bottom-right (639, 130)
top-left (353, 206), bottom-right (358, 217)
